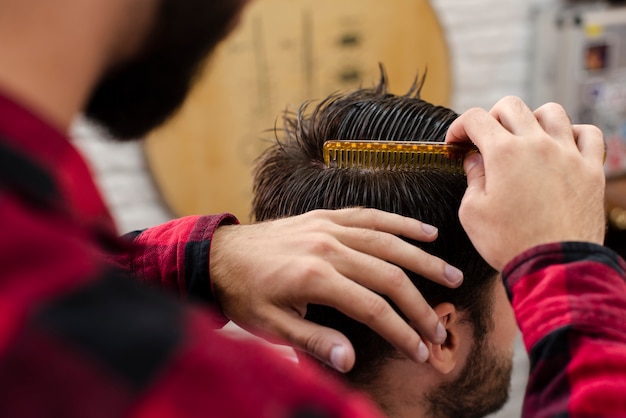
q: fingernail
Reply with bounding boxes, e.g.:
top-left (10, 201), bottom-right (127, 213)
top-left (445, 264), bottom-right (463, 286)
top-left (421, 223), bottom-right (438, 235)
top-left (330, 345), bottom-right (347, 373)
top-left (417, 341), bottom-right (430, 362)
top-left (436, 322), bottom-right (447, 344)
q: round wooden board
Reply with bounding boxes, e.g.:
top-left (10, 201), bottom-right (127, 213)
top-left (144, 0), bottom-right (451, 223)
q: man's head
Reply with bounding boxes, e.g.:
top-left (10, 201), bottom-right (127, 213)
top-left (252, 72), bottom-right (517, 417)
top-left (85, 0), bottom-right (248, 140)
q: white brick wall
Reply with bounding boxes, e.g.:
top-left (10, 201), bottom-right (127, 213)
top-left (71, 119), bottom-right (174, 233)
top-left (71, 2), bottom-right (568, 416)
top-left (433, 0), bottom-right (561, 110)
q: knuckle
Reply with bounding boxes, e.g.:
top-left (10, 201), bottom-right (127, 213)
top-left (373, 230), bottom-right (394, 246)
top-left (297, 260), bottom-right (327, 283)
top-left (540, 102), bottom-right (571, 122)
top-left (497, 95), bottom-right (523, 108)
top-left (458, 203), bottom-right (474, 224)
top-left (307, 211), bottom-right (328, 226)
top-left (384, 264), bottom-right (407, 290)
top-left (540, 101), bottom-right (565, 112)
top-left (505, 95), bottom-right (524, 105)
top-left (308, 236), bottom-right (335, 255)
top-left (308, 208), bottom-right (325, 218)
top-left (464, 107), bottom-right (486, 117)
top-left (461, 107), bottom-right (488, 124)
top-left (589, 124), bottom-right (603, 137)
top-left (581, 124), bottom-right (604, 141)
top-left (360, 207), bottom-right (380, 226)
top-left (497, 96), bottom-right (529, 115)
top-left (299, 329), bottom-right (328, 359)
top-left (306, 209), bottom-right (333, 226)
top-left (363, 294), bottom-right (390, 322)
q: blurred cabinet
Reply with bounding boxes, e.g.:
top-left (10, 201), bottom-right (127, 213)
top-left (531, 1), bottom-right (626, 253)
top-left (531, 0), bottom-right (626, 178)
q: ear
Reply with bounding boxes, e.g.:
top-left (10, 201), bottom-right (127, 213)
top-left (426, 303), bottom-right (470, 375)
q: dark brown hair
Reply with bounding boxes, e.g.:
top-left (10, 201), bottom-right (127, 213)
top-left (252, 70), bottom-right (497, 387)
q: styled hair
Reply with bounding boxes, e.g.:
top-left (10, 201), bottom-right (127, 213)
top-left (252, 70), bottom-right (497, 387)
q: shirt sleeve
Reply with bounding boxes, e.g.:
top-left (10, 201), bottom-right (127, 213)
top-left (130, 306), bottom-right (386, 418)
top-left (503, 242), bottom-right (626, 418)
top-left (1, 191), bottom-right (384, 418)
top-left (113, 214), bottom-right (238, 311)
top-left (3, 267), bottom-right (385, 418)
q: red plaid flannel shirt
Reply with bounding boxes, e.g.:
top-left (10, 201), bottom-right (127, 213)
top-left (504, 242), bottom-right (626, 417)
top-left (0, 92), bottom-right (384, 418)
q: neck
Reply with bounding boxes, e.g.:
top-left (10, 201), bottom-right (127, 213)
top-left (362, 358), bottom-right (445, 418)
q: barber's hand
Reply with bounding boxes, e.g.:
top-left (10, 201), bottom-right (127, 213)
top-left (209, 208), bottom-right (463, 372)
top-left (446, 96), bottom-right (606, 271)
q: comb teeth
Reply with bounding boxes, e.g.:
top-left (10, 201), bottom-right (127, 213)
top-left (323, 140), bottom-right (477, 174)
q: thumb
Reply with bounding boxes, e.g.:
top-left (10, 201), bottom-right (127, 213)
top-left (268, 312), bottom-right (356, 373)
top-left (464, 152), bottom-right (485, 193)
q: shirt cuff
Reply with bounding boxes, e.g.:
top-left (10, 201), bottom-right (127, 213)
top-left (502, 241), bottom-right (626, 350)
top-left (186, 213), bottom-right (238, 323)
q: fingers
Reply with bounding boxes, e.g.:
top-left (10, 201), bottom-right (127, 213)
top-left (321, 208), bottom-right (464, 346)
top-left (333, 219), bottom-right (462, 287)
top-left (264, 309), bottom-right (357, 373)
top-left (296, 208), bottom-right (463, 287)
top-left (213, 210), bottom-right (458, 374)
top-left (463, 152), bottom-right (485, 193)
top-left (317, 208), bottom-right (465, 289)
top-left (293, 209), bottom-right (455, 363)
top-left (534, 102), bottom-right (574, 142)
top-left (444, 95), bottom-right (608, 271)
top-left (324, 207), bottom-right (440, 243)
top-left (445, 107), bottom-right (509, 151)
top-left (447, 97), bottom-right (568, 149)
top-left (490, 96), bottom-right (541, 136)
top-left (301, 267), bottom-right (433, 364)
top-left (260, 261), bottom-right (434, 370)
top-left (573, 124), bottom-right (607, 164)
top-left (330, 246), bottom-right (448, 342)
